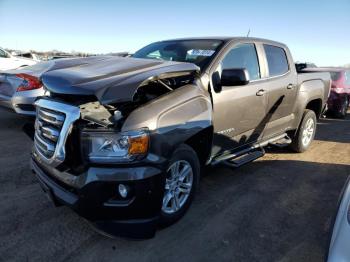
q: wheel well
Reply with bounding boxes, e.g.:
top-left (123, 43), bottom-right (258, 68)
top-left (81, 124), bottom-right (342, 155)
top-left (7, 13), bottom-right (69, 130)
top-left (306, 99), bottom-right (322, 118)
top-left (185, 126), bottom-right (213, 166)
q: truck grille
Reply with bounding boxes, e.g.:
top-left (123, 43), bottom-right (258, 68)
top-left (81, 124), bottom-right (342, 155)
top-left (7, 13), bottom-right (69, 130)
top-left (35, 108), bottom-right (65, 158)
top-left (34, 99), bottom-right (80, 167)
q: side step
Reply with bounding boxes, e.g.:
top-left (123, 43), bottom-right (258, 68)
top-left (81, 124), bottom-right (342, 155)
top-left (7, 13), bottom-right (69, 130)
top-left (219, 148), bottom-right (265, 168)
top-left (210, 133), bottom-right (291, 168)
top-left (269, 135), bottom-right (292, 148)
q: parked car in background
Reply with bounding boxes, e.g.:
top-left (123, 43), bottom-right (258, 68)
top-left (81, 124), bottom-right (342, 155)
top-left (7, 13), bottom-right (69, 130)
top-left (0, 47), bottom-right (37, 71)
top-left (328, 177), bottom-right (350, 262)
top-left (16, 52), bottom-right (42, 62)
top-left (328, 69), bottom-right (350, 118)
top-left (29, 37), bottom-right (330, 238)
top-left (0, 56), bottom-right (118, 115)
top-left (302, 67), bottom-right (350, 118)
top-left (0, 64), bottom-right (47, 115)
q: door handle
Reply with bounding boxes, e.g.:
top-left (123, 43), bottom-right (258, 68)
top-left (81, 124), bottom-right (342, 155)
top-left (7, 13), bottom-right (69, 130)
top-left (287, 84), bottom-right (295, 90)
top-left (256, 89), bottom-right (266, 96)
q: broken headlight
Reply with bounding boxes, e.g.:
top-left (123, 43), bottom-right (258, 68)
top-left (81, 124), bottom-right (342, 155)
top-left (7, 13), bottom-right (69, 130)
top-left (81, 128), bottom-right (149, 163)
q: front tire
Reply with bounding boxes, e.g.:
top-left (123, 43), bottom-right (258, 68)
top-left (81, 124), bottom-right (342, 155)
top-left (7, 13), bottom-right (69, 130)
top-left (159, 144), bottom-right (200, 227)
top-left (290, 109), bottom-right (317, 153)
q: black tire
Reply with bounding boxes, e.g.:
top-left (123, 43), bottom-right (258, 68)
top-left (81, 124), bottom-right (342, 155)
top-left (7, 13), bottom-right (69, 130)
top-left (337, 97), bottom-right (349, 119)
top-left (290, 109), bottom-right (317, 153)
top-left (159, 144), bottom-right (200, 227)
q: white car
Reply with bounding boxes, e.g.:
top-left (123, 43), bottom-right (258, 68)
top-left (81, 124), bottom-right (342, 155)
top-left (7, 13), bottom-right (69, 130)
top-left (0, 47), bottom-right (37, 71)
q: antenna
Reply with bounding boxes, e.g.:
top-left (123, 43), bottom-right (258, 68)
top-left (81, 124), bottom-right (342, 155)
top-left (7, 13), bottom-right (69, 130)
top-left (246, 29), bottom-right (250, 37)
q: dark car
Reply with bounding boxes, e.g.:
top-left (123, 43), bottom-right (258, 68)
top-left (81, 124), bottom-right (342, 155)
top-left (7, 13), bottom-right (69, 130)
top-left (29, 37), bottom-right (331, 238)
top-left (328, 69), bottom-right (350, 118)
top-left (303, 67), bottom-right (350, 118)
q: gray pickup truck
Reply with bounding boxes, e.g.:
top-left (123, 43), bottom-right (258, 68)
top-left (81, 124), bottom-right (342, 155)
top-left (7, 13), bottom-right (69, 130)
top-left (30, 37), bottom-right (330, 238)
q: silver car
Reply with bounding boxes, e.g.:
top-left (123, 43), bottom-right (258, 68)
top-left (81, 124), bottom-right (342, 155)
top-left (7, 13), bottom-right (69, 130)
top-left (0, 62), bottom-right (54, 115)
top-left (328, 177), bottom-right (350, 262)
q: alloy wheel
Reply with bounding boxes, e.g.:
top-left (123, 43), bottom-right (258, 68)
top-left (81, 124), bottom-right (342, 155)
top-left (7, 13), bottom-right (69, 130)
top-left (302, 118), bottom-right (315, 147)
top-left (162, 160), bottom-right (193, 214)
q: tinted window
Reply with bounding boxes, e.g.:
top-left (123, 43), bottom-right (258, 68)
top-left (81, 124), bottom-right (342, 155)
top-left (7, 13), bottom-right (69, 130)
top-left (133, 40), bottom-right (223, 70)
top-left (221, 43), bottom-right (260, 80)
top-left (345, 71), bottom-right (350, 85)
top-left (0, 49), bottom-right (8, 58)
top-left (264, 45), bottom-right (289, 77)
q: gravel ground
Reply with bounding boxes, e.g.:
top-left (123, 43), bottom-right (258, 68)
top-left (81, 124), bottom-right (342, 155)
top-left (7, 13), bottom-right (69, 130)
top-left (0, 108), bottom-right (349, 262)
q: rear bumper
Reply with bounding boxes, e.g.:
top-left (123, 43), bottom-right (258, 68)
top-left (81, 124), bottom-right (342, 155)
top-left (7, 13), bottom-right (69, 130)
top-left (12, 89), bottom-right (45, 115)
top-left (0, 89), bottom-right (44, 115)
top-left (31, 158), bottom-right (165, 239)
top-left (0, 95), bottom-right (13, 110)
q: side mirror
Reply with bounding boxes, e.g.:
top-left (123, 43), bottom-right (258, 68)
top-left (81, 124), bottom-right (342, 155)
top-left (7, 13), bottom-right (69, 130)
top-left (221, 68), bottom-right (250, 87)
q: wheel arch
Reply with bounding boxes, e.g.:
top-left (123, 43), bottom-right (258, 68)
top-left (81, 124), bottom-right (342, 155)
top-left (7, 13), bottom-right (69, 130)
top-left (184, 126), bottom-right (213, 166)
top-left (305, 98), bottom-right (323, 118)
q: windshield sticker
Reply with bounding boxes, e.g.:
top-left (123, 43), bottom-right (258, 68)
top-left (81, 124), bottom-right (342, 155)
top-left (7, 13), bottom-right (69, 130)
top-left (187, 49), bottom-right (215, 57)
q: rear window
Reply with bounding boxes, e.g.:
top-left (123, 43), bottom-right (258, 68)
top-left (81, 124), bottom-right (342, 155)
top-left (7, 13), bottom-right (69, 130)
top-left (263, 44), bottom-right (289, 77)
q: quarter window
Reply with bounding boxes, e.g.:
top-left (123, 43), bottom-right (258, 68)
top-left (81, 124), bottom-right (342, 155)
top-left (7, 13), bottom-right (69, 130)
top-left (221, 43), bottom-right (261, 80)
top-left (264, 45), bottom-right (289, 77)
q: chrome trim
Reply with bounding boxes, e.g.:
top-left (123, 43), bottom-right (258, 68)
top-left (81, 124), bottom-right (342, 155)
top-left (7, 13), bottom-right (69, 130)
top-left (35, 133), bottom-right (55, 152)
top-left (41, 125), bottom-right (60, 142)
top-left (34, 99), bottom-right (80, 167)
top-left (38, 108), bottom-right (64, 127)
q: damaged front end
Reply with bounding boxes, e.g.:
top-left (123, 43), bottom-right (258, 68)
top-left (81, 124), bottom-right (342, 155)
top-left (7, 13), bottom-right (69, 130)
top-left (30, 57), bottom-right (210, 238)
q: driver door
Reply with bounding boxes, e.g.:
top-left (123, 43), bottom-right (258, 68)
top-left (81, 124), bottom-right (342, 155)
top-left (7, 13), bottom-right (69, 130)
top-left (210, 43), bottom-right (268, 156)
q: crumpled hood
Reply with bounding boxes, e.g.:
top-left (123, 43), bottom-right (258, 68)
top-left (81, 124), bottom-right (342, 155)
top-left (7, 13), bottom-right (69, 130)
top-left (41, 56), bottom-right (199, 104)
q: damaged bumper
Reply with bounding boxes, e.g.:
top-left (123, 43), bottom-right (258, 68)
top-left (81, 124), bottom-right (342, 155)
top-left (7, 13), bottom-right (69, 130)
top-left (31, 156), bottom-right (165, 239)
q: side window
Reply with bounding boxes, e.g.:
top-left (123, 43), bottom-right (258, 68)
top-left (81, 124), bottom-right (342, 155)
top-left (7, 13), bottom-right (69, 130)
top-left (0, 49), bottom-right (8, 58)
top-left (263, 44), bottom-right (289, 77)
top-left (345, 71), bottom-right (350, 85)
top-left (221, 43), bottom-right (261, 80)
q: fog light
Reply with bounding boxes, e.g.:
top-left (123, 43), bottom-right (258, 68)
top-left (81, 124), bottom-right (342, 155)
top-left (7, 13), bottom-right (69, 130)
top-left (118, 184), bottom-right (129, 198)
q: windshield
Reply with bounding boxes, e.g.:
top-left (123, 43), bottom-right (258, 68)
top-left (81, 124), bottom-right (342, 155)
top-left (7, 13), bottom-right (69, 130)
top-left (133, 40), bottom-right (223, 70)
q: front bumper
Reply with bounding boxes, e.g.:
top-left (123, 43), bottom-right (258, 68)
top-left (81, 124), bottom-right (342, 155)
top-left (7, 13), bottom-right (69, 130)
top-left (31, 157), bottom-right (165, 239)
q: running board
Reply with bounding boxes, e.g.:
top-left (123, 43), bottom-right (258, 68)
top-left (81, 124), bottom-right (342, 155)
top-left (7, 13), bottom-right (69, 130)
top-left (223, 148), bottom-right (265, 168)
top-left (211, 133), bottom-right (289, 166)
top-left (269, 135), bottom-right (292, 148)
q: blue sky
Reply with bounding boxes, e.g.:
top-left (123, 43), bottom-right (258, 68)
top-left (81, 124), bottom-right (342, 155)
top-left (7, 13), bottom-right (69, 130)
top-left (1, 0), bottom-right (349, 66)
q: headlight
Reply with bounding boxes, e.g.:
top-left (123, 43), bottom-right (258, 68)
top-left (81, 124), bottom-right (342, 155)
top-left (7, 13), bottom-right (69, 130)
top-left (81, 128), bottom-right (149, 163)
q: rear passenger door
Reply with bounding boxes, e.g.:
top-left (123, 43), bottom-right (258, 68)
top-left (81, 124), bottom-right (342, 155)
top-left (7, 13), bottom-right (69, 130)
top-left (260, 44), bottom-right (298, 138)
top-left (210, 43), bottom-right (268, 156)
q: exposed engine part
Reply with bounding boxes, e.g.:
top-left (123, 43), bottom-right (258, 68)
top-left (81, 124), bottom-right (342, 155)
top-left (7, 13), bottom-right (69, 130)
top-left (80, 102), bottom-right (113, 127)
top-left (157, 80), bottom-right (173, 91)
top-left (113, 73), bottom-right (196, 119)
top-left (114, 110), bottom-right (123, 121)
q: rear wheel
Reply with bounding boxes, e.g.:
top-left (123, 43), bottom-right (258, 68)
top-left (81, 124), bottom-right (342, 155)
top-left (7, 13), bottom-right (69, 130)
top-left (159, 144), bottom-right (200, 227)
top-left (290, 109), bottom-right (317, 153)
top-left (338, 97), bottom-right (349, 119)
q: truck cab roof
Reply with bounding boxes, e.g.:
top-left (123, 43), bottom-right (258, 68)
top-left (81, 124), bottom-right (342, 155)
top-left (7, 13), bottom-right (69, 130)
top-left (160, 37), bottom-right (287, 48)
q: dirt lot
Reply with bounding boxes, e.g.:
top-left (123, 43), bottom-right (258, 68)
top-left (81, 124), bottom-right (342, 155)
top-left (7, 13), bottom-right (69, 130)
top-left (0, 108), bottom-right (349, 262)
